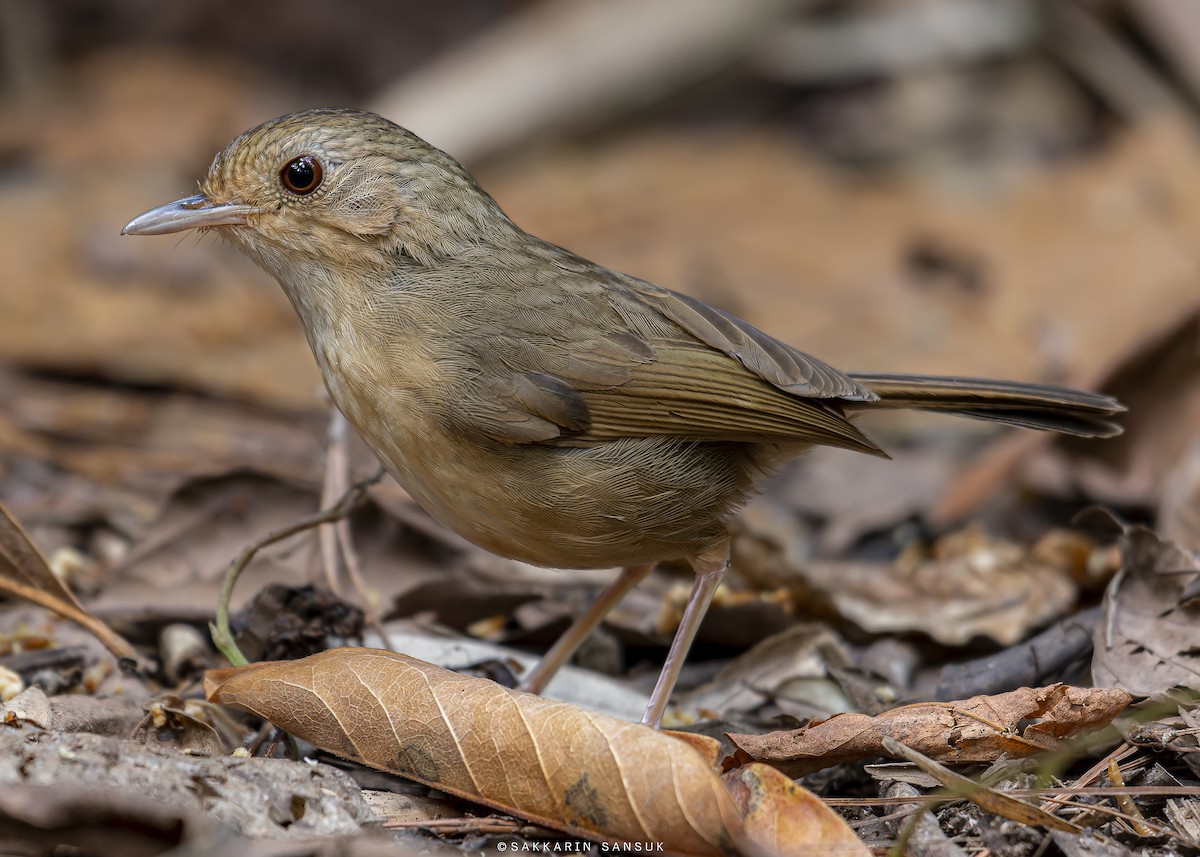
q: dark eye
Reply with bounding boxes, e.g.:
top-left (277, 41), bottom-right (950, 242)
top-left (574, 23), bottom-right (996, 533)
top-left (280, 155), bottom-right (323, 195)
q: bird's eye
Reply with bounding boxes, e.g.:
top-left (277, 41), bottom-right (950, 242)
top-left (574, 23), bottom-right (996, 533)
top-left (280, 155), bottom-right (323, 195)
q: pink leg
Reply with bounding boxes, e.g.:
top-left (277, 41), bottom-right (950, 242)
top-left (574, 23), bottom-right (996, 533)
top-left (641, 540), bottom-right (730, 728)
top-left (518, 563), bottom-right (654, 695)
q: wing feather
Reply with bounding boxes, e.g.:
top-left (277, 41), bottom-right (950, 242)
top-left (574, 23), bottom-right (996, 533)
top-left (438, 255), bottom-right (881, 452)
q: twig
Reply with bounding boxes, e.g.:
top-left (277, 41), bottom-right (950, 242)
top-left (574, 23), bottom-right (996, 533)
top-left (318, 410), bottom-right (350, 595)
top-left (882, 736), bottom-right (1082, 833)
top-left (935, 606), bottom-right (1100, 700)
top-left (318, 411), bottom-right (394, 651)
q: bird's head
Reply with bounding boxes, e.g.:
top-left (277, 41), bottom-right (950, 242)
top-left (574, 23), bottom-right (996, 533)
top-left (122, 108), bottom-right (516, 274)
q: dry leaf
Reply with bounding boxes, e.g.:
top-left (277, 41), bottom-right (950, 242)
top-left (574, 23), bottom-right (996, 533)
top-left (132, 695), bottom-right (224, 756)
top-left (1092, 525), bottom-right (1200, 697)
top-left (92, 473), bottom-right (437, 627)
top-left (0, 503), bottom-right (87, 613)
top-left (1048, 307), bottom-right (1200, 508)
top-left (724, 763), bottom-right (868, 856)
top-left (776, 527), bottom-right (1079, 647)
top-left (740, 523), bottom-right (1101, 650)
top-left (207, 649), bottom-right (738, 853)
top-left (677, 624), bottom-right (853, 722)
top-left (205, 648), bottom-right (867, 855)
top-left (0, 501), bottom-right (142, 666)
top-left (726, 684), bottom-right (1131, 777)
top-left (761, 447), bottom-right (957, 556)
top-left (365, 625), bottom-right (651, 722)
top-left (1, 687), bottom-right (52, 730)
top-left (663, 730), bottom-right (867, 854)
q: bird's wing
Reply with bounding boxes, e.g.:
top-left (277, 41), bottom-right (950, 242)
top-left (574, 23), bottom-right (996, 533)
top-left (440, 266), bottom-right (882, 455)
top-left (445, 369), bottom-right (591, 444)
top-left (445, 335), bottom-right (882, 454)
top-left (574, 339), bottom-right (884, 453)
top-left (621, 277), bottom-right (877, 401)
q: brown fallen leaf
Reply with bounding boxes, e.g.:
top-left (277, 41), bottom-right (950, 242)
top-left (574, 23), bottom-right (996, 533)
top-left (206, 648), bottom-right (868, 856)
top-left (755, 525), bottom-right (1082, 647)
top-left (0, 503), bottom-right (87, 613)
top-left (724, 763), bottom-right (868, 856)
top-left (726, 684), bottom-right (1131, 777)
top-left (1092, 524), bottom-right (1200, 697)
top-left (0, 501), bottom-right (143, 667)
top-left (627, 727), bottom-right (868, 855)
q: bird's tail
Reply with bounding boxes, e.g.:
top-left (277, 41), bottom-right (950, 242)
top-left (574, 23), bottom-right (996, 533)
top-left (846, 373), bottom-right (1124, 438)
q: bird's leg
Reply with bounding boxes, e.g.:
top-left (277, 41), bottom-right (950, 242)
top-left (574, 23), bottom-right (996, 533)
top-left (641, 539), bottom-right (730, 728)
top-left (518, 563), bottom-right (654, 695)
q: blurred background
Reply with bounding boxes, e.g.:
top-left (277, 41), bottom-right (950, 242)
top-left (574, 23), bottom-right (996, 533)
top-left (5, 6), bottom-right (1200, 849)
top-left (1, 0), bottom-right (1199, 667)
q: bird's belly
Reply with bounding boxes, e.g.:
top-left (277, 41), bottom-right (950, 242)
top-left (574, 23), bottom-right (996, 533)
top-left (365, 423), bottom-right (759, 569)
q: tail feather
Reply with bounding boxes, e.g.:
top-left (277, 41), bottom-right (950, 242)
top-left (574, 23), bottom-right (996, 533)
top-left (846, 373), bottom-right (1124, 438)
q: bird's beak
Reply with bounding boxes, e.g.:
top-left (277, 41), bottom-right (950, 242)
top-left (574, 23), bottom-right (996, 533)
top-left (121, 193), bottom-right (258, 236)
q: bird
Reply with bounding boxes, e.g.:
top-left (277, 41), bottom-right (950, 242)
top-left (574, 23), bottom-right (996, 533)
top-left (123, 108), bottom-right (1123, 727)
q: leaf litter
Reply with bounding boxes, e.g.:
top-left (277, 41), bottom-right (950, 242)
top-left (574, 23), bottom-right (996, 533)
top-left (7, 10), bottom-right (1200, 856)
